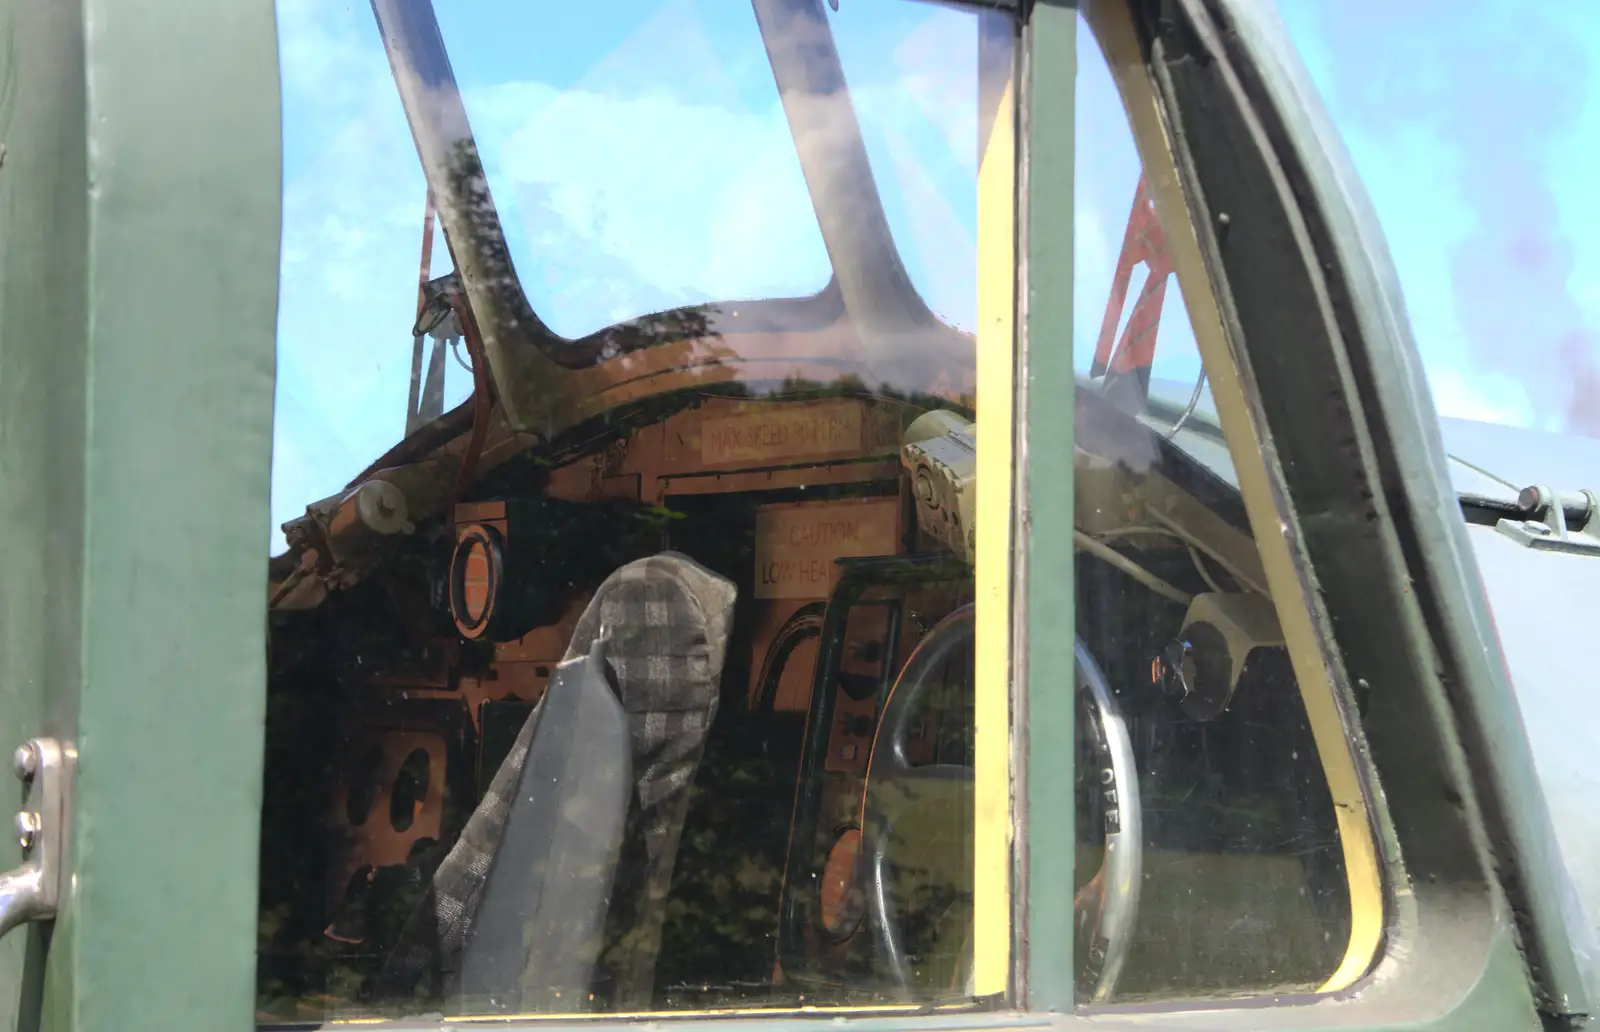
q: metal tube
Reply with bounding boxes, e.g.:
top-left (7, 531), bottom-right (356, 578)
top-left (0, 865), bottom-right (45, 941)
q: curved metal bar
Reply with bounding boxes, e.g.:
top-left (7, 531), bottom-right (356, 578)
top-left (0, 866), bottom-right (46, 940)
top-left (1075, 642), bottom-right (1142, 1003)
top-left (862, 605), bottom-right (975, 994)
top-left (861, 619), bottom-right (1144, 1002)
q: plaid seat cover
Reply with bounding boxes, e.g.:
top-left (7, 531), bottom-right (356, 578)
top-left (377, 551), bottom-right (736, 1012)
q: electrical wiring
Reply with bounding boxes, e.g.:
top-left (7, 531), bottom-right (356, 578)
top-left (1074, 530), bottom-right (1194, 606)
top-left (1185, 542), bottom-right (1226, 593)
top-left (1144, 509), bottom-right (1267, 596)
top-left (1091, 525), bottom-right (1229, 594)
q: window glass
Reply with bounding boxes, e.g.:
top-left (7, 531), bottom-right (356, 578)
top-left (261, 0), bottom-right (1390, 1020)
top-left (1068, 10), bottom-right (1382, 1003)
top-left (432, 0), bottom-right (830, 340)
top-left (260, 0), bottom-right (1008, 1024)
top-left (1274, 0), bottom-right (1600, 960)
top-left (272, 0), bottom-right (471, 556)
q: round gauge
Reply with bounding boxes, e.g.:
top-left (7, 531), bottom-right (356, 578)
top-left (449, 523), bottom-right (504, 639)
top-left (818, 825), bottom-right (866, 939)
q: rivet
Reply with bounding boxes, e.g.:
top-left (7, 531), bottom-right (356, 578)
top-left (15, 811), bottom-right (40, 852)
top-left (12, 743), bottom-right (37, 782)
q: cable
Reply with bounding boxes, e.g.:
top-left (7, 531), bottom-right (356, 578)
top-left (1144, 509), bottom-right (1267, 596)
top-left (1091, 525), bottom-right (1227, 593)
top-left (1092, 526), bottom-right (1183, 545)
top-left (1185, 542), bottom-right (1226, 593)
top-left (1074, 531), bottom-right (1193, 606)
top-left (1166, 370), bottom-right (1209, 439)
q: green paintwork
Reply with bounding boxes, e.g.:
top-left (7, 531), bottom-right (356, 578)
top-left (1020, 0), bottom-right (1077, 1014)
top-left (1127, 0), bottom-right (1558, 1027)
top-left (0, 0), bottom-right (280, 1029)
top-left (0, 0), bottom-right (89, 1028)
top-left (0, 0), bottom-right (1577, 1028)
top-left (1215, 2), bottom-right (1593, 1020)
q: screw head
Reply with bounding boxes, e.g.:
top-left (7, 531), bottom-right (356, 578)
top-left (12, 743), bottom-right (37, 782)
top-left (14, 811), bottom-right (40, 852)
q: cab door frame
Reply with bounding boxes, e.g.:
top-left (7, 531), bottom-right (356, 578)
top-left (0, 0), bottom-right (1573, 1028)
top-left (1015, 0), bottom-right (1582, 1026)
top-left (0, 0), bottom-right (279, 1029)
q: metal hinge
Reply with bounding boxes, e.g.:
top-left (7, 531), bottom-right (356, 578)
top-left (1495, 485), bottom-right (1600, 556)
top-left (0, 738), bottom-right (72, 940)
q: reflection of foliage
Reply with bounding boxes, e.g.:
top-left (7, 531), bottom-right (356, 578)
top-left (767, 373), bottom-right (975, 421)
top-left (256, 617), bottom-right (347, 1022)
top-left (893, 876), bottom-right (970, 990)
top-left (1073, 553), bottom-right (1352, 1000)
top-left (590, 306), bottom-right (722, 363)
top-left (654, 711), bottom-right (796, 1008)
top-left (442, 136), bottom-right (742, 371)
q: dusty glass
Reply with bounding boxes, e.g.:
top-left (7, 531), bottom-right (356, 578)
top-left (1275, 0), bottom-right (1600, 965)
top-left (258, 0), bottom-right (1389, 1023)
top-left (261, 0), bottom-right (1009, 1023)
top-left (1067, 7), bottom-right (1383, 1003)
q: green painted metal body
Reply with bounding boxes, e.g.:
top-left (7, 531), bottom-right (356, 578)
top-left (0, 2), bottom-right (88, 1028)
top-left (1020, 1), bottom-right (1078, 1014)
top-left (0, 0), bottom-right (1587, 1028)
top-left (0, 1), bottom-right (280, 1031)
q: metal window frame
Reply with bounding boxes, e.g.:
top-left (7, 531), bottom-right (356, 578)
top-left (62, 0), bottom-right (1558, 1027)
top-left (1014, 1), bottom-right (1568, 1030)
top-left (267, 0), bottom-right (1549, 1027)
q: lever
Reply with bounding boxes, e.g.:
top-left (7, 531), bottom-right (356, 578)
top-left (0, 738), bottom-right (70, 940)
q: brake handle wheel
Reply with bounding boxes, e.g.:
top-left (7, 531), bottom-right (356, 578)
top-left (860, 607), bottom-right (1141, 1002)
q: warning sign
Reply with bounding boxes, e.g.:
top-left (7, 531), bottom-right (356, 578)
top-left (701, 402), bottom-right (862, 466)
top-left (754, 499), bottom-right (900, 599)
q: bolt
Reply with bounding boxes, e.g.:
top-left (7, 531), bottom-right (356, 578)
top-left (15, 811), bottom-right (40, 852)
top-left (12, 743), bottom-right (36, 782)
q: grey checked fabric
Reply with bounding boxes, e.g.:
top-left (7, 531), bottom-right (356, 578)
top-left (376, 551), bottom-right (736, 1011)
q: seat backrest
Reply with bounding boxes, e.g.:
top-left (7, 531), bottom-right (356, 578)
top-left (376, 551), bottom-right (736, 1014)
top-left (457, 640), bottom-right (633, 1010)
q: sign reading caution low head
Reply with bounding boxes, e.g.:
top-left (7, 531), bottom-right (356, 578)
top-left (753, 498), bottom-right (901, 599)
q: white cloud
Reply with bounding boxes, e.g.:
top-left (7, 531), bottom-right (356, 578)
top-left (266, 0), bottom-right (1008, 552)
top-left (889, 7), bottom-right (980, 176)
top-left (483, 85), bottom-right (830, 336)
top-left (1426, 364), bottom-right (1537, 427)
top-left (270, 0), bottom-right (474, 553)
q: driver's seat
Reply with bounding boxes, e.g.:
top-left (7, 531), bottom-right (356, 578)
top-left (376, 552), bottom-right (736, 1013)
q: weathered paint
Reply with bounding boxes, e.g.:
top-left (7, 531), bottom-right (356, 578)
top-left (0, 0), bottom-right (279, 1028)
top-left (0, 0), bottom-right (90, 1028)
top-left (1020, 0), bottom-right (1078, 1013)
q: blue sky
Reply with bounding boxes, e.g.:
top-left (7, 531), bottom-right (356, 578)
top-left (1277, 0), bottom-right (1600, 436)
top-left (270, 0), bottom-right (980, 551)
top-left (270, 0), bottom-right (1600, 551)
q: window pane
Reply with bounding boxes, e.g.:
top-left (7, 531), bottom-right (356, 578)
top-left (1275, 0), bottom-right (1600, 956)
top-left (271, 0), bottom-right (473, 557)
top-left (433, 0), bottom-right (831, 340)
top-left (259, 0), bottom-right (1012, 1024)
top-left (1069, 10), bottom-right (1383, 1004)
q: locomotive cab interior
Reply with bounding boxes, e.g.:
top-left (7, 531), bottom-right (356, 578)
top-left (257, 0), bottom-right (1384, 1024)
